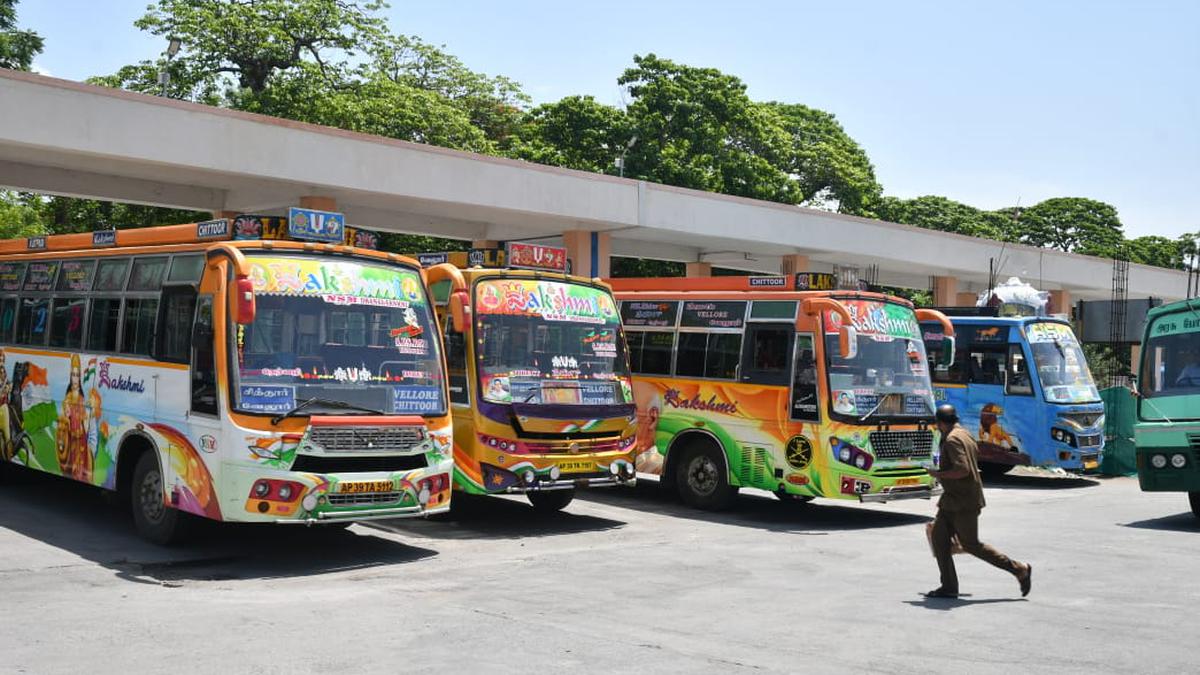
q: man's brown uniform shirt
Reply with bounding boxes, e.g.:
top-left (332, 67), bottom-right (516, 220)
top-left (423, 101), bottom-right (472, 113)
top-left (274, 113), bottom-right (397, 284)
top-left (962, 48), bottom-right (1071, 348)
top-left (938, 425), bottom-right (986, 512)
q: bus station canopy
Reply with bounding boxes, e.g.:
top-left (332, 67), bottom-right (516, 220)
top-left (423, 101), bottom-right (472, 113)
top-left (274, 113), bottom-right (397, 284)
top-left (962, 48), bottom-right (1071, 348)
top-left (0, 68), bottom-right (1190, 302)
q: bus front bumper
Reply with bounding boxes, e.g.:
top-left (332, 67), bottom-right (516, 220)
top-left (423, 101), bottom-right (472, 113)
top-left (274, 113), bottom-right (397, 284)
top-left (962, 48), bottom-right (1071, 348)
top-left (275, 502), bottom-right (451, 525)
top-left (858, 484), bottom-right (943, 504)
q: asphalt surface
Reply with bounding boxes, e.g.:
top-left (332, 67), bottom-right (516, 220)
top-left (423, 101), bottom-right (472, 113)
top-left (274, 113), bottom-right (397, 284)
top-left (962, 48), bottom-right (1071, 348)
top-left (0, 465), bottom-right (1197, 674)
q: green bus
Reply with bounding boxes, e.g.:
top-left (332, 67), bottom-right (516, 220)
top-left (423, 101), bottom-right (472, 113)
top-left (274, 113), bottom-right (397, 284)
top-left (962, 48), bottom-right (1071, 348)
top-left (1135, 298), bottom-right (1200, 518)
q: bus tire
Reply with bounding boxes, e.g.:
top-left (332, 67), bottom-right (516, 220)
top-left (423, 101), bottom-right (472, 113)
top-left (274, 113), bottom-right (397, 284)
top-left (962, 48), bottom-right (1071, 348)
top-left (979, 462), bottom-right (1013, 478)
top-left (131, 452), bottom-right (189, 545)
top-left (527, 489), bottom-right (575, 512)
top-left (1189, 492), bottom-right (1200, 520)
top-left (675, 443), bottom-right (737, 511)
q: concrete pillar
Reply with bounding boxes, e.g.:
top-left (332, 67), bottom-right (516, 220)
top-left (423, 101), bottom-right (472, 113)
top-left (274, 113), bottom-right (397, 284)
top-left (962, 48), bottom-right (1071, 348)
top-left (299, 195), bottom-right (337, 211)
top-left (932, 276), bottom-right (958, 307)
top-left (562, 230), bottom-right (611, 278)
top-left (779, 254), bottom-right (809, 276)
top-left (210, 210), bottom-right (239, 220)
top-left (956, 292), bottom-right (978, 307)
top-left (1048, 289), bottom-right (1071, 316)
top-left (685, 262), bottom-right (713, 278)
top-left (471, 240), bottom-right (500, 249)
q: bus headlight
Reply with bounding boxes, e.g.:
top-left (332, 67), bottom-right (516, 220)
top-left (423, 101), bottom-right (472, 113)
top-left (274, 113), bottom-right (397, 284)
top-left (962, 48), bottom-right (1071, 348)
top-left (523, 470), bottom-right (536, 485)
top-left (1170, 454), bottom-right (1187, 469)
top-left (549, 466), bottom-right (562, 480)
top-left (1051, 428), bottom-right (1077, 447)
top-left (277, 484), bottom-right (294, 501)
top-left (1151, 454), bottom-right (1168, 469)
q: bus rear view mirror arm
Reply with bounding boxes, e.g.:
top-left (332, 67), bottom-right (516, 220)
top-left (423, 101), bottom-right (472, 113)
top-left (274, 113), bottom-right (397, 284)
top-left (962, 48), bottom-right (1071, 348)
top-left (425, 263), bottom-right (470, 333)
top-left (206, 243), bottom-right (256, 324)
top-left (800, 297), bottom-right (857, 359)
top-left (915, 308), bottom-right (956, 367)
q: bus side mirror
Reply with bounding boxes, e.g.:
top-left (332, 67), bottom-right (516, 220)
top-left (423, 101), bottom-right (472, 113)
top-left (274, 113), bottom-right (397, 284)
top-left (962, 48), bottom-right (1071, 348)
top-left (941, 336), bottom-right (956, 368)
top-left (839, 325), bottom-right (858, 359)
top-left (449, 290), bottom-right (471, 334)
top-left (235, 276), bottom-right (256, 325)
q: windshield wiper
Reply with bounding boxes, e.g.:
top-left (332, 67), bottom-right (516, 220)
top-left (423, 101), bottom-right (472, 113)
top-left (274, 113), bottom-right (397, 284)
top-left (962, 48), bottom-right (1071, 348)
top-left (271, 397), bottom-right (383, 425)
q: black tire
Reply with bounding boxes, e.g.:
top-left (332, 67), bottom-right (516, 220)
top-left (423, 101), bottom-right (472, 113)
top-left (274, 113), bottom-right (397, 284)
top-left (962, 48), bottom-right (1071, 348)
top-left (527, 489), bottom-right (575, 512)
top-left (1189, 492), bottom-right (1200, 520)
top-left (675, 444), bottom-right (737, 510)
top-left (979, 462), bottom-right (1014, 478)
top-left (130, 452), bottom-right (189, 545)
top-left (775, 491), bottom-right (814, 505)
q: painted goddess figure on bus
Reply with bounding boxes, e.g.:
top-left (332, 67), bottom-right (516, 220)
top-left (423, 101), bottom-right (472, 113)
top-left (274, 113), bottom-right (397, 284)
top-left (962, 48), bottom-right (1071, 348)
top-left (0, 348), bottom-right (11, 461)
top-left (56, 353), bottom-right (91, 482)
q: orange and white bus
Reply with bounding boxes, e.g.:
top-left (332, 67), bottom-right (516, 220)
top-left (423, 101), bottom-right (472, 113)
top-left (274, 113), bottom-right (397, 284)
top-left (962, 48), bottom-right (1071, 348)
top-left (422, 244), bottom-right (637, 512)
top-left (0, 210), bottom-right (455, 543)
top-left (610, 274), bottom-right (955, 510)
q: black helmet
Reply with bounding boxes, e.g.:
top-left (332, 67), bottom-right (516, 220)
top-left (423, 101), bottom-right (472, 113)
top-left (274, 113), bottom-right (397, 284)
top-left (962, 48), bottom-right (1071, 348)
top-left (935, 404), bottom-right (959, 425)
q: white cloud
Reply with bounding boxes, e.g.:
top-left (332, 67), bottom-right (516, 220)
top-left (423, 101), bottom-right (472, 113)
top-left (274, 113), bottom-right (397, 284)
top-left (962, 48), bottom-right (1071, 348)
top-left (31, 63), bottom-right (53, 77)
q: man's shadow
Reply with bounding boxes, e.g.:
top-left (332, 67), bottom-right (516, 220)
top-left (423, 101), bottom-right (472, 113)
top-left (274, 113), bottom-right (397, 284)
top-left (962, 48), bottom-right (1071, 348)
top-left (904, 596), bottom-right (1028, 611)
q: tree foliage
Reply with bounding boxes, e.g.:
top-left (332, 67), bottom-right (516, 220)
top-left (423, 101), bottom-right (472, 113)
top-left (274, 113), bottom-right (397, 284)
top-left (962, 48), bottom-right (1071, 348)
top-left (1018, 197), bottom-right (1125, 258)
top-left (0, 0), bottom-right (42, 71)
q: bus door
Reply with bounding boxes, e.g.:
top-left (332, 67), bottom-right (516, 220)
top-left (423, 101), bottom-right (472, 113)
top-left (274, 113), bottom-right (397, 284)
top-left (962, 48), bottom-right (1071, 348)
top-left (737, 313), bottom-right (796, 488)
top-left (960, 324), bottom-right (1034, 466)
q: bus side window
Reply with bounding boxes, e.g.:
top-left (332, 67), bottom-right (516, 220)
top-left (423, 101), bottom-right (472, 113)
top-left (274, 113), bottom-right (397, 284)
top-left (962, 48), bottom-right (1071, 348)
top-left (628, 331), bottom-right (674, 375)
top-left (1006, 343), bottom-right (1033, 395)
top-left (191, 296), bottom-right (218, 415)
top-left (967, 346), bottom-right (1007, 386)
top-left (742, 325), bottom-right (792, 385)
top-left (706, 334), bottom-right (742, 379)
top-left (157, 287), bottom-right (197, 363)
top-left (48, 297), bottom-right (87, 350)
top-left (87, 298), bottom-right (121, 352)
top-left (0, 297), bottom-right (15, 342)
top-left (121, 298), bottom-right (158, 356)
top-left (443, 316), bottom-right (469, 405)
top-left (790, 334), bottom-right (820, 422)
top-left (15, 298), bottom-right (50, 346)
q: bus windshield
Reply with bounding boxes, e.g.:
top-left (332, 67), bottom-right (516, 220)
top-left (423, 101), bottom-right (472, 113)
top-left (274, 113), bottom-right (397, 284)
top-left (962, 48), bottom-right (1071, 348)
top-left (474, 278), bottom-right (632, 406)
top-left (1140, 312), bottom-right (1200, 399)
top-left (233, 254), bottom-right (445, 416)
top-left (1025, 322), bottom-right (1100, 403)
top-left (824, 300), bottom-right (935, 421)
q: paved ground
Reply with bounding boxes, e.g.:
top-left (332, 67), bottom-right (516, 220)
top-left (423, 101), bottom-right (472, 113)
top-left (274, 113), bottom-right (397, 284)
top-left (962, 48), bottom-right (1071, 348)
top-left (0, 465), bottom-right (1197, 674)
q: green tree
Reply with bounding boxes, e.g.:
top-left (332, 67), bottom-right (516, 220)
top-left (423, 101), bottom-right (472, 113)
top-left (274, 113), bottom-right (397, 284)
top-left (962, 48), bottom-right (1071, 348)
top-left (1125, 235), bottom-right (1182, 269)
top-left (506, 96), bottom-right (632, 174)
top-left (0, 191), bottom-right (45, 238)
top-left (0, 0), bottom-right (42, 71)
top-left (35, 197), bottom-right (206, 233)
top-left (762, 102), bottom-right (881, 214)
top-left (618, 54), bottom-right (802, 204)
top-left (873, 195), bottom-right (1015, 239)
top-left (1017, 197), bottom-right (1125, 258)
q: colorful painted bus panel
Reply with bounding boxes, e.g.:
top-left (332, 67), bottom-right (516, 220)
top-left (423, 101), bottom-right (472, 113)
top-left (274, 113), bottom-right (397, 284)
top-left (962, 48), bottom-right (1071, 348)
top-left (919, 314), bottom-right (1104, 474)
top-left (0, 217), bottom-right (455, 543)
top-left (426, 261), bottom-right (637, 513)
top-left (1135, 298), bottom-right (1200, 519)
top-left (611, 276), bottom-right (955, 509)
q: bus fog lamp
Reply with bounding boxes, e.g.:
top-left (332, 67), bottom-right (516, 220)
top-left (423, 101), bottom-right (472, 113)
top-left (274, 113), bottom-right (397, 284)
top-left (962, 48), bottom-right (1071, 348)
top-left (1171, 454), bottom-right (1187, 469)
top-left (523, 470), bottom-right (536, 484)
top-left (549, 466), bottom-right (561, 480)
top-left (1151, 454), bottom-right (1167, 469)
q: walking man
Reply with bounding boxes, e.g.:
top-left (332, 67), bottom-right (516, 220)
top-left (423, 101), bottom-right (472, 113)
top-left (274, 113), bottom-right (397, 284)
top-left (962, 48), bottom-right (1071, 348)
top-left (925, 403), bottom-right (1032, 599)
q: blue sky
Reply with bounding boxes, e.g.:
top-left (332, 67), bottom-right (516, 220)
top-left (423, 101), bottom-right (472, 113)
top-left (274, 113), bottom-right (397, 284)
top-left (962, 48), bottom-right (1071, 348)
top-left (18, 0), bottom-right (1200, 239)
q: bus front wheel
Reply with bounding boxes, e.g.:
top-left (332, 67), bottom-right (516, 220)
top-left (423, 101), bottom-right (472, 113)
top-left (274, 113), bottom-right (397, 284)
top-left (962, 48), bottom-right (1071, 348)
top-left (527, 489), bottom-right (575, 512)
top-left (1189, 492), bottom-right (1200, 520)
top-left (131, 452), bottom-right (189, 545)
top-left (676, 445), bottom-right (737, 511)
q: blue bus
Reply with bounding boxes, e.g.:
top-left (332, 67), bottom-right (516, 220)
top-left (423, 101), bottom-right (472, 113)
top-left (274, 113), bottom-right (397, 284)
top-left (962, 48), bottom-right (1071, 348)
top-left (920, 312), bottom-right (1104, 475)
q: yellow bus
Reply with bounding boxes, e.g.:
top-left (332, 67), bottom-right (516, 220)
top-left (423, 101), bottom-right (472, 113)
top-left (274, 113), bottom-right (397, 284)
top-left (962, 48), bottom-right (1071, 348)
top-left (610, 274), bottom-right (955, 509)
top-left (0, 210), bottom-right (455, 543)
top-left (422, 244), bottom-right (637, 511)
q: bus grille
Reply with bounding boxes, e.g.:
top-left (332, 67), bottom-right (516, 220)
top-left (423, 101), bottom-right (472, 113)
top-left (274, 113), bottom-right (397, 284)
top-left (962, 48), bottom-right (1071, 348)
top-left (1188, 434), bottom-right (1200, 451)
top-left (1060, 412), bottom-right (1103, 428)
top-left (309, 426), bottom-right (425, 453)
top-left (327, 492), bottom-right (404, 506)
top-left (1077, 433), bottom-right (1103, 448)
top-left (290, 454), bottom-right (427, 474)
top-left (869, 431), bottom-right (934, 460)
